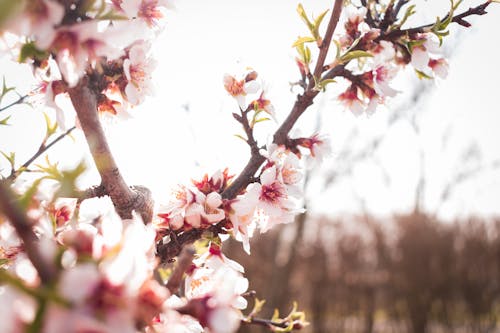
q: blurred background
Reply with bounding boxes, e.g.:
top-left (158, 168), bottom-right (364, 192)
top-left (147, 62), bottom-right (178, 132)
top-left (1, 1), bottom-right (500, 332)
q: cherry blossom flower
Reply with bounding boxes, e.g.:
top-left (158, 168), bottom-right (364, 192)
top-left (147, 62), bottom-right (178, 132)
top-left (0, 286), bottom-right (37, 333)
top-left (51, 21), bottom-right (125, 87)
top-left (184, 266), bottom-right (248, 333)
top-left (338, 85), bottom-right (368, 116)
top-left (192, 169), bottom-right (233, 194)
top-left (6, 0), bottom-right (64, 50)
top-left (123, 40), bottom-right (156, 105)
top-left (410, 34), bottom-right (443, 76)
top-left (296, 133), bottom-right (332, 163)
top-left (157, 187), bottom-right (225, 230)
top-left (372, 64), bottom-right (398, 98)
top-left (251, 90), bottom-right (276, 120)
top-left (146, 295), bottom-right (203, 333)
top-left (223, 71), bottom-right (260, 109)
top-left (428, 58), bottom-right (449, 79)
top-left (116, 0), bottom-right (173, 28)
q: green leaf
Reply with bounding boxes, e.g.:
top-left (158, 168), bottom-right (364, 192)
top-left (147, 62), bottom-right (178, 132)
top-left (0, 115), bottom-right (11, 126)
top-left (43, 112), bottom-right (58, 139)
top-left (339, 50), bottom-right (373, 63)
top-left (292, 36), bottom-right (316, 48)
top-left (313, 9), bottom-right (329, 34)
top-left (391, 4), bottom-right (416, 30)
top-left (253, 117), bottom-right (271, 125)
top-left (1, 151), bottom-right (15, 169)
top-left (18, 178), bottom-right (42, 210)
top-left (19, 42), bottom-right (49, 63)
top-left (97, 10), bottom-right (128, 21)
top-left (415, 69), bottom-right (433, 80)
top-left (272, 308), bottom-right (280, 321)
top-left (297, 4), bottom-right (314, 33)
top-left (234, 134), bottom-right (247, 142)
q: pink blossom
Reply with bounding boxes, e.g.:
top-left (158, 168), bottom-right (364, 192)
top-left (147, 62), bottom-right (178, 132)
top-left (184, 266), bottom-right (248, 333)
top-left (6, 0), bottom-right (64, 50)
top-left (428, 58), bottom-right (449, 79)
top-left (373, 65), bottom-right (398, 98)
top-left (223, 71), bottom-right (260, 109)
top-left (123, 40), bottom-right (156, 105)
top-left (51, 21), bottom-right (125, 87)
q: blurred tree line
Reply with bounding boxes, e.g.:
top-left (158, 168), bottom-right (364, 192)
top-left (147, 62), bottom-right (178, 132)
top-left (228, 212), bottom-right (500, 333)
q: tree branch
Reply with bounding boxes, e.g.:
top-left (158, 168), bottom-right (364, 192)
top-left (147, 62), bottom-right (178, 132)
top-left (165, 245), bottom-right (195, 293)
top-left (0, 94), bottom-right (28, 113)
top-left (7, 126), bottom-right (77, 181)
top-left (310, 0), bottom-right (344, 85)
top-left (75, 184), bottom-right (107, 203)
top-left (158, 2), bottom-right (346, 262)
top-left (67, 77), bottom-right (153, 223)
top-left (379, 1), bottom-right (492, 40)
top-left (0, 181), bottom-right (56, 284)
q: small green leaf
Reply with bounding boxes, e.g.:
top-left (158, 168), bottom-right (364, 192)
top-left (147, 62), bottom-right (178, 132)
top-left (391, 4), bottom-right (416, 30)
top-left (415, 69), bottom-right (433, 80)
top-left (1, 151), bottom-right (15, 168)
top-left (18, 42), bottom-right (49, 63)
top-left (313, 9), bottom-right (329, 34)
top-left (339, 50), bottom-right (373, 63)
top-left (314, 78), bottom-right (337, 92)
top-left (272, 308), bottom-right (280, 321)
top-left (250, 298), bottom-right (266, 316)
top-left (292, 36), bottom-right (316, 48)
top-left (253, 117), bottom-right (271, 125)
top-left (43, 112), bottom-right (58, 139)
top-left (18, 178), bottom-right (42, 210)
top-left (97, 10), bottom-right (128, 21)
top-left (0, 115), bottom-right (11, 126)
top-left (234, 134), bottom-right (247, 142)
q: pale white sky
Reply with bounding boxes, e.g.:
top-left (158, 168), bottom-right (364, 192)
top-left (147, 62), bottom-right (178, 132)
top-left (0, 0), bottom-right (499, 220)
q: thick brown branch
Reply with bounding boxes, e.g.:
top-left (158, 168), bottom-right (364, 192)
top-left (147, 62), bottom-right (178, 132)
top-left (165, 246), bottom-right (195, 293)
top-left (68, 77), bottom-right (153, 223)
top-left (0, 181), bottom-right (56, 284)
top-left (75, 184), bottom-right (107, 203)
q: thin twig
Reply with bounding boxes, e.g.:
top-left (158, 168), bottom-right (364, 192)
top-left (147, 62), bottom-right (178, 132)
top-left (0, 181), bottom-right (56, 284)
top-left (310, 0), bottom-right (344, 85)
top-left (0, 94), bottom-right (28, 113)
top-left (165, 246), bottom-right (195, 293)
top-left (241, 317), bottom-right (289, 329)
top-left (379, 1), bottom-right (491, 40)
top-left (393, 0), bottom-right (410, 20)
top-left (8, 126), bottom-right (77, 181)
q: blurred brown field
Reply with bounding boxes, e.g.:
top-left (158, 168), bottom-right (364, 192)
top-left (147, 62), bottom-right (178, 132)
top-left (227, 212), bottom-right (500, 333)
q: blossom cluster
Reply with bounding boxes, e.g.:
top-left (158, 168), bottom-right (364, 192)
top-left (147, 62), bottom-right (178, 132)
top-left (0, 191), bottom-right (250, 333)
top-left (299, 5), bottom-right (450, 116)
top-left (156, 134), bottom-right (330, 255)
top-left (0, 0), bottom-right (166, 126)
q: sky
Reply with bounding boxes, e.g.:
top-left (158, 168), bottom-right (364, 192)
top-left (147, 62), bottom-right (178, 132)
top-left (0, 0), bottom-right (499, 221)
